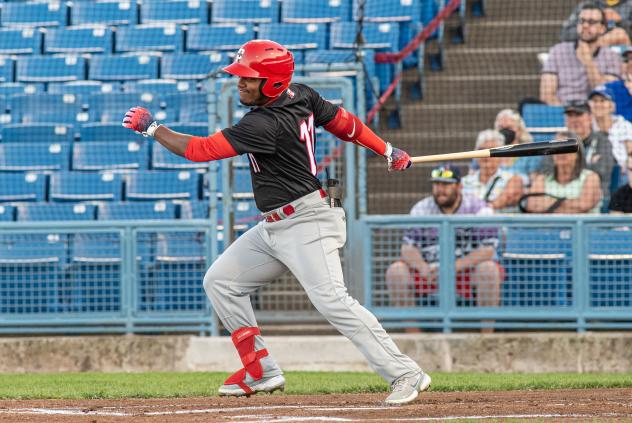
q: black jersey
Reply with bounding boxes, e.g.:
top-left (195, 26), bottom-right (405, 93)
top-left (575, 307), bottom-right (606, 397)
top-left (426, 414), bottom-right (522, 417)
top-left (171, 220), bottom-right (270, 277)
top-left (222, 83), bottom-right (339, 212)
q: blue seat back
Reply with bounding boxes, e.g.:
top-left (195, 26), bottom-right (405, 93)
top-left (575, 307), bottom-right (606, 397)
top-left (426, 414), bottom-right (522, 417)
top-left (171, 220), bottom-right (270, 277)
top-left (125, 171), bottom-right (200, 201)
top-left (88, 92), bottom-right (164, 123)
top-left (522, 104), bottom-right (565, 129)
top-left (0, 28), bottom-right (41, 54)
top-left (0, 172), bottom-right (47, 202)
top-left (98, 201), bottom-right (177, 220)
top-left (212, 0), bottom-right (279, 23)
top-left (258, 23), bottom-right (327, 50)
top-left (281, 0), bottom-right (350, 23)
top-left (79, 122), bottom-right (145, 142)
top-left (50, 171), bottom-right (123, 202)
top-left (17, 203), bottom-right (96, 221)
top-left (162, 92), bottom-right (208, 122)
top-left (16, 56), bottom-right (86, 83)
top-left (186, 24), bottom-right (254, 51)
top-left (2, 2), bottom-right (67, 27)
top-left (0, 142), bottom-right (70, 172)
top-left (330, 21), bottom-right (400, 50)
top-left (152, 141), bottom-right (210, 170)
top-left (353, 0), bottom-right (419, 22)
top-left (71, 1), bottom-right (137, 26)
top-left (0, 82), bottom-right (44, 95)
top-left (123, 79), bottom-right (191, 95)
top-left (161, 53), bottom-right (229, 80)
top-left (140, 0), bottom-right (208, 24)
top-left (45, 26), bottom-right (113, 54)
top-left (1, 123), bottom-right (75, 143)
top-left (10, 93), bottom-right (88, 124)
top-left (115, 24), bottom-right (183, 53)
top-left (89, 55), bottom-right (159, 81)
top-left (72, 141), bottom-right (149, 171)
top-left (48, 81), bottom-right (122, 96)
top-left (0, 205), bottom-right (15, 221)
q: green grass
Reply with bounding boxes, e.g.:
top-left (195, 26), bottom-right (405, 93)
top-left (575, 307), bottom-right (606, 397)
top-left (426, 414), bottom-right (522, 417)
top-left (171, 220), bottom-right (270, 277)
top-left (0, 372), bottom-right (630, 400)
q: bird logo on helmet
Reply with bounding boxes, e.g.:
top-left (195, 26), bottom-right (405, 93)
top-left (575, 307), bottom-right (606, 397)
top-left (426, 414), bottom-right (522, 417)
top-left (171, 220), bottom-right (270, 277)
top-left (224, 40), bottom-right (295, 99)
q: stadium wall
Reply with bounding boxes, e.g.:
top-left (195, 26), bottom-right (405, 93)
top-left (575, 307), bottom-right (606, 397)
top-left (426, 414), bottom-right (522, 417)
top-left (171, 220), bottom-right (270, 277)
top-left (1, 333), bottom-right (631, 373)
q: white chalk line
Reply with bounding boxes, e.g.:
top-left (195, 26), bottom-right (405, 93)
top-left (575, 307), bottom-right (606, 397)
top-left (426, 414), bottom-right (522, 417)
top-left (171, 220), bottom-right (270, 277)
top-left (0, 405), bottom-right (627, 422)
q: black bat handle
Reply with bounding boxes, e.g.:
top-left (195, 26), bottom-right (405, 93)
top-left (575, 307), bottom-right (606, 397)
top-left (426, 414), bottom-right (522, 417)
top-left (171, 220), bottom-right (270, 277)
top-left (490, 139), bottom-right (578, 158)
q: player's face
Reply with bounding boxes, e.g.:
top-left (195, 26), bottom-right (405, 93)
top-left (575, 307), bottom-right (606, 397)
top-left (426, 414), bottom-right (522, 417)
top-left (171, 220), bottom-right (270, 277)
top-left (237, 77), bottom-right (267, 106)
top-left (432, 182), bottom-right (460, 210)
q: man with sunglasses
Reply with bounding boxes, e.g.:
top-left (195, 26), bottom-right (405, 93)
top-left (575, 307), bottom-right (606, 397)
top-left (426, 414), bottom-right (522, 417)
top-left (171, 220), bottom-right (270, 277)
top-left (541, 3), bottom-right (621, 105)
top-left (385, 164), bottom-right (503, 333)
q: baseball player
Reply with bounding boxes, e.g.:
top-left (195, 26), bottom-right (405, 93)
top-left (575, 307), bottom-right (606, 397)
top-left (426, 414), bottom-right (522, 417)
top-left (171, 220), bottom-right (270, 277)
top-left (123, 39), bottom-right (430, 405)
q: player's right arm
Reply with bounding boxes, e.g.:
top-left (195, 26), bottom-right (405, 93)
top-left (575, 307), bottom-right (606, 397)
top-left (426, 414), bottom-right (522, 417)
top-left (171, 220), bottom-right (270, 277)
top-left (122, 106), bottom-right (238, 162)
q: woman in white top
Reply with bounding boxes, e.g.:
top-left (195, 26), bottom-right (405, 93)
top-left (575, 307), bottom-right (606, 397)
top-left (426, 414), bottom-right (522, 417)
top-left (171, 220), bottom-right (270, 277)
top-left (526, 131), bottom-right (602, 213)
top-left (462, 129), bottom-right (524, 213)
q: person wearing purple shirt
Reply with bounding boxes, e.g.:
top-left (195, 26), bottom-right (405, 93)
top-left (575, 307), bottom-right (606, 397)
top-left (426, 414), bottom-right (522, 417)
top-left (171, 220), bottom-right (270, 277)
top-left (384, 164), bottom-right (504, 333)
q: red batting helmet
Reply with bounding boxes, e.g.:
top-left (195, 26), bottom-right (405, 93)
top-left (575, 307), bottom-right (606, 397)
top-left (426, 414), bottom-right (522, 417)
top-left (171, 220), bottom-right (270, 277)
top-left (223, 39), bottom-right (294, 98)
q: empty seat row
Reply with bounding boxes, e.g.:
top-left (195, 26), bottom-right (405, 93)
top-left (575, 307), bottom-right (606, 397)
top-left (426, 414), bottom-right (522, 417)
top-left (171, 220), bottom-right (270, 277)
top-left (0, 0), bottom-right (428, 28)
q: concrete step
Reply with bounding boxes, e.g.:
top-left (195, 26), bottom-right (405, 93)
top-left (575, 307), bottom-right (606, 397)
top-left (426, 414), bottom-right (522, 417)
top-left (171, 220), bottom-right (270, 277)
top-left (440, 48), bottom-right (544, 76)
top-left (421, 74), bottom-right (539, 104)
top-left (482, 0), bottom-right (579, 22)
top-left (465, 20), bottom-right (562, 48)
top-left (397, 103), bottom-right (512, 133)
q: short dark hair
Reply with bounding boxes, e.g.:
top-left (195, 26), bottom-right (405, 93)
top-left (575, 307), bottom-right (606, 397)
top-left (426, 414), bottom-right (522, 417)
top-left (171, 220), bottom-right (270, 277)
top-left (580, 2), bottom-right (606, 25)
top-left (553, 130), bottom-right (586, 181)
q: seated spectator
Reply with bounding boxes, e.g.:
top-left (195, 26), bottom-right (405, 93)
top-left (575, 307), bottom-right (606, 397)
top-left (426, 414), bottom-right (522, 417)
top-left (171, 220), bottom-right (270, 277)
top-left (541, 3), bottom-right (621, 105)
top-left (563, 100), bottom-right (616, 197)
top-left (462, 130), bottom-right (524, 212)
top-left (384, 164), bottom-right (503, 333)
top-left (525, 131), bottom-right (602, 213)
top-left (561, 0), bottom-right (632, 46)
top-left (604, 46), bottom-right (632, 121)
top-left (494, 109), bottom-right (545, 181)
top-left (589, 85), bottom-right (632, 186)
top-left (609, 140), bottom-right (632, 212)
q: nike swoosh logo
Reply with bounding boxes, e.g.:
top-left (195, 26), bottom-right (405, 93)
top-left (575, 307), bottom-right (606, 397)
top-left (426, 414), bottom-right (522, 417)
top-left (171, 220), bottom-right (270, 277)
top-left (346, 120), bottom-right (356, 138)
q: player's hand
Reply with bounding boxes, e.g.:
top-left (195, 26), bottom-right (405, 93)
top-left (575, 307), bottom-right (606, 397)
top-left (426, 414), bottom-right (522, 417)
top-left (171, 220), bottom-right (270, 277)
top-left (122, 106), bottom-right (160, 137)
top-left (386, 144), bottom-right (412, 171)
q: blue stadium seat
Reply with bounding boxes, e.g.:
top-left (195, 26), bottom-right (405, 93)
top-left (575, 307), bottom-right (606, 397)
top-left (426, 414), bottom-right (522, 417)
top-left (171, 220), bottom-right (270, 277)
top-left (211, 0), bottom-right (279, 23)
top-left (115, 24), bottom-right (183, 53)
top-left (0, 172), bottom-right (47, 202)
top-left (72, 141), bottom-right (149, 171)
top-left (0, 28), bottom-right (41, 54)
top-left (0, 82), bottom-right (44, 96)
top-left (16, 203), bottom-right (96, 221)
top-left (233, 167), bottom-right (254, 198)
top-left (331, 21), bottom-right (400, 50)
top-left (48, 81), bottom-right (122, 96)
top-left (123, 79), bottom-right (191, 95)
top-left (78, 122), bottom-right (145, 142)
top-left (16, 56), bottom-right (86, 83)
top-left (522, 104), bottom-right (565, 130)
top-left (161, 53), bottom-right (229, 80)
top-left (162, 92), bottom-right (207, 122)
top-left (1, 123), bottom-right (75, 143)
top-left (1, 2), bottom-right (67, 28)
top-left (10, 94), bottom-right (88, 124)
top-left (179, 200), bottom-right (210, 219)
top-left (125, 171), bottom-right (199, 201)
top-left (49, 171), bottom-right (123, 202)
top-left (140, 0), bottom-right (208, 24)
top-left (186, 24), bottom-right (254, 52)
top-left (588, 227), bottom-right (632, 308)
top-left (68, 232), bottom-right (122, 312)
top-left (0, 142), bottom-right (70, 172)
top-left (0, 236), bottom-right (67, 314)
top-left (98, 201), bottom-right (177, 220)
top-left (258, 23), bottom-right (327, 50)
top-left (353, 0), bottom-right (420, 22)
top-left (70, 0), bottom-right (137, 26)
top-left (0, 205), bottom-right (15, 221)
top-left (0, 59), bottom-right (15, 84)
top-left (501, 227), bottom-right (573, 307)
top-left (89, 55), bottom-right (159, 81)
top-left (152, 141), bottom-right (210, 170)
top-left (87, 92), bottom-right (166, 123)
top-left (281, 0), bottom-right (350, 23)
top-left (45, 26), bottom-right (113, 54)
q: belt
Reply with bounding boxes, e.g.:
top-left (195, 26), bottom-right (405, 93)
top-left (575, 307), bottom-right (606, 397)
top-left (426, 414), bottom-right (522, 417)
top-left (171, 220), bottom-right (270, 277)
top-left (262, 189), bottom-right (327, 223)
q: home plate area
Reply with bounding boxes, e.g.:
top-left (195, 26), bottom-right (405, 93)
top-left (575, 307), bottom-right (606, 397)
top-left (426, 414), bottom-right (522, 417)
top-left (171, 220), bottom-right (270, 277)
top-left (0, 389), bottom-right (631, 422)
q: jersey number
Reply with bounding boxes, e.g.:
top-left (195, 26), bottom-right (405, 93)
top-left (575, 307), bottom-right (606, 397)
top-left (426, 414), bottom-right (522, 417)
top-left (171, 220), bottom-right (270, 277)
top-left (299, 114), bottom-right (317, 176)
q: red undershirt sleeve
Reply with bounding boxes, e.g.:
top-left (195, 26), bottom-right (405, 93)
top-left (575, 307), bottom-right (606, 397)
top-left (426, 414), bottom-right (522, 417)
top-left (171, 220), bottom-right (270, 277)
top-left (184, 131), bottom-right (238, 162)
top-left (323, 107), bottom-right (387, 156)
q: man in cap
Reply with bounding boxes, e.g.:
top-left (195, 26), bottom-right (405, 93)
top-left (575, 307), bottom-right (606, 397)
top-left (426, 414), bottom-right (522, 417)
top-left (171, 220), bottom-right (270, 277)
top-left (384, 164), bottom-right (503, 333)
top-left (604, 46), bottom-right (632, 121)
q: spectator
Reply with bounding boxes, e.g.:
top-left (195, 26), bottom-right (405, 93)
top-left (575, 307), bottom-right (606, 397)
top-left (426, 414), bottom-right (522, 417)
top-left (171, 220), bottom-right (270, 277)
top-left (604, 46), bottom-right (632, 121)
top-left (563, 99), bottom-right (616, 197)
top-left (589, 85), bottom-right (632, 186)
top-left (494, 109), bottom-right (544, 181)
top-left (609, 140), bottom-right (632, 212)
top-left (462, 129), bottom-right (524, 212)
top-left (541, 3), bottom-right (622, 105)
top-left (561, 0), bottom-right (632, 46)
top-left (384, 164), bottom-right (503, 333)
top-left (526, 131), bottom-right (602, 213)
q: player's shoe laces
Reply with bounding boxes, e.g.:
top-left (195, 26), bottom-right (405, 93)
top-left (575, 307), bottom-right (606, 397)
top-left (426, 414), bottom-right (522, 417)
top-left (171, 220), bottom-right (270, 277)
top-left (384, 371), bottom-right (431, 405)
top-left (218, 355), bottom-right (285, 397)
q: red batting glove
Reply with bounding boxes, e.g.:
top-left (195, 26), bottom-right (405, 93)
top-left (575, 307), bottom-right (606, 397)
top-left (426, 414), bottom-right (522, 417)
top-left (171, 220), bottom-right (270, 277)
top-left (122, 106), bottom-right (160, 137)
top-left (386, 143), bottom-right (412, 171)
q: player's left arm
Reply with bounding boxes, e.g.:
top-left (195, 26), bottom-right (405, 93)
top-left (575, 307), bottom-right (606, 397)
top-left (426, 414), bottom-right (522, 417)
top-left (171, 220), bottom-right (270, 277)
top-left (322, 107), bottom-right (411, 171)
top-left (122, 106), bottom-right (237, 162)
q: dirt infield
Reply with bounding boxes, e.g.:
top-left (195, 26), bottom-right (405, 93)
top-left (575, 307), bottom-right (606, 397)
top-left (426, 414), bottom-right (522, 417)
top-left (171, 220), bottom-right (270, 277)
top-left (0, 388), bottom-right (630, 422)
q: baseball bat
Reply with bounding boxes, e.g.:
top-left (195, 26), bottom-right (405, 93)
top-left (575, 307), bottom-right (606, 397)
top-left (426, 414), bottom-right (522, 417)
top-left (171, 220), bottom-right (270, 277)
top-left (410, 138), bottom-right (578, 164)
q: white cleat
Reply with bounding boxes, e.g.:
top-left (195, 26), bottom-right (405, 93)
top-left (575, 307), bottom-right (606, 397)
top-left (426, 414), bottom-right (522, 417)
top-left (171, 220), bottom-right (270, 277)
top-left (384, 372), bottom-right (431, 405)
top-left (218, 374), bottom-right (286, 397)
